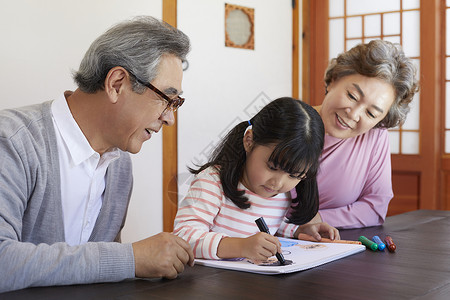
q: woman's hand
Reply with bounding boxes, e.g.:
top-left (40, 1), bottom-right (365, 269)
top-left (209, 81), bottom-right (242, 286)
top-left (308, 212), bottom-right (323, 224)
top-left (294, 222), bottom-right (340, 241)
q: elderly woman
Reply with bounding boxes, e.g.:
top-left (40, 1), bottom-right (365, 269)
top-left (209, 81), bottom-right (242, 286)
top-left (310, 40), bottom-right (419, 229)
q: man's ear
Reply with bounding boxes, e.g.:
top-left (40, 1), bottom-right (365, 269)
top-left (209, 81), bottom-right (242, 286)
top-left (243, 129), bottom-right (254, 153)
top-left (104, 67), bottom-right (128, 104)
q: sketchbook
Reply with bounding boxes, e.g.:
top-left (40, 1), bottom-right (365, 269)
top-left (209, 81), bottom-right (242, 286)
top-left (195, 237), bottom-right (366, 275)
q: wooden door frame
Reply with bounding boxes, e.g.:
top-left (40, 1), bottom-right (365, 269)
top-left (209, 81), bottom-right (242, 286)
top-left (418, 0), bottom-right (441, 209)
top-left (162, 0), bottom-right (178, 232)
top-left (441, 0), bottom-right (450, 210)
top-left (301, 0), bottom-right (329, 106)
top-left (292, 0), bottom-right (300, 99)
top-left (300, 0), bottom-right (443, 210)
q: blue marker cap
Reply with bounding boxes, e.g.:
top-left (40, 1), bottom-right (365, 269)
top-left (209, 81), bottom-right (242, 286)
top-left (372, 235), bottom-right (386, 251)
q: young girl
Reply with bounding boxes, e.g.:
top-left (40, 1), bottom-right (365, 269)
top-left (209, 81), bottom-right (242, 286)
top-left (173, 97), bottom-right (339, 262)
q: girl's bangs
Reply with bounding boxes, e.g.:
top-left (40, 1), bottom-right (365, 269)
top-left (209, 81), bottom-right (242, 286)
top-left (269, 141), bottom-right (320, 178)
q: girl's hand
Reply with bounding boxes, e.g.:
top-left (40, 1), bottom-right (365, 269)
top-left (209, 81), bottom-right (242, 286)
top-left (294, 222), bottom-right (340, 241)
top-left (240, 232), bottom-right (281, 262)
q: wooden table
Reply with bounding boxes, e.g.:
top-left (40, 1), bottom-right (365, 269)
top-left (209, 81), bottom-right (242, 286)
top-left (2, 210), bottom-right (450, 300)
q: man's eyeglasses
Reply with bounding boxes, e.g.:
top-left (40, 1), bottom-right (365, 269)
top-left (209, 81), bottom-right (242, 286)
top-left (128, 70), bottom-right (184, 114)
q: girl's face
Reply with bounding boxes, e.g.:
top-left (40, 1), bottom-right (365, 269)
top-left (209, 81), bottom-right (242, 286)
top-left (241, 131), bottom-right (304, 198)
top-left (320, 74), bottom-right (395, 139)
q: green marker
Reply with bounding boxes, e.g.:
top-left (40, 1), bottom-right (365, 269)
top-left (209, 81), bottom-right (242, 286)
top-left (358, 236), bottom-right (378, 251)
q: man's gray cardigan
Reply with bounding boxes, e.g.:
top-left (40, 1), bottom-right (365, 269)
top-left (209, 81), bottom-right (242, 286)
top-left (0, 101), bottom-right (134, 292)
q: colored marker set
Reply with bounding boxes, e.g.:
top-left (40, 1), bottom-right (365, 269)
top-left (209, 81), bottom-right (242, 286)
top-left (358, 235), bottom-right (396, 252)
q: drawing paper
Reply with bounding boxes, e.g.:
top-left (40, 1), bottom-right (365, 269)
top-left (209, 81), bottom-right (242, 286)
top-left (195, 237), bottom-right (366, 274)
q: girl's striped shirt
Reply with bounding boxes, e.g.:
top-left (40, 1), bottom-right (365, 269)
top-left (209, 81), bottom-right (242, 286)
top-left (173, 166), bottom-right (299, 259)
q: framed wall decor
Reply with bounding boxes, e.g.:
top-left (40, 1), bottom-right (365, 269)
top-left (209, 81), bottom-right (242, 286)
top-left (225, 3), bottom-right (255, 50)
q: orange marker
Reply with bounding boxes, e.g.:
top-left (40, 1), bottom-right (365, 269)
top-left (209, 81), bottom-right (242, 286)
top-left (384, 236), bottom-right (396, 252)
top-left (297, 233), bottom-right (362, 245)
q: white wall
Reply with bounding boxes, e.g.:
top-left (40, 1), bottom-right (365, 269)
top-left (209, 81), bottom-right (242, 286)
top-left (177, 0), bottom-right (293, 200)
top-left (0, 0), bottom-right (296, 243)
top-left (0, 0), bottom-right (164, 243)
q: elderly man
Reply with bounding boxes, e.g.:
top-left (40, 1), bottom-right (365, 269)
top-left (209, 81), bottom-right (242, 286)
top-left (0, 16), bottom-right (193, 292)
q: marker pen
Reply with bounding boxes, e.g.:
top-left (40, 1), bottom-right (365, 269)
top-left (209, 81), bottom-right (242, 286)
top-left (372, 235), bottom-right (386, 251)
top-left (384, 236), bottom-right (397, 252)
top-left (255, 217), bottom-right (286, 265)
top-left (358, 236), bottom-right (378, 251)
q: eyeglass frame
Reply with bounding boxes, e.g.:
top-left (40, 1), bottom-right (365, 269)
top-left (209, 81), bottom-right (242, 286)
top-left (127, 70), bottom-right (185, 114)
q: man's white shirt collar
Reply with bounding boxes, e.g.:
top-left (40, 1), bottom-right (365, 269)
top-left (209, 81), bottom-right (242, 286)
top-left (51, 93), bottom-right (120, 164)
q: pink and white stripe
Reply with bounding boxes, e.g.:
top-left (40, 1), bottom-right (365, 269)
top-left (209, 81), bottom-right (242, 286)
top-left (173, 167), bottom-right (299, 259)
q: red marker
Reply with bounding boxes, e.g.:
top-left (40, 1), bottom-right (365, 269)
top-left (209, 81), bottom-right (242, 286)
top-left (384, 236), bottom-right (396, 252)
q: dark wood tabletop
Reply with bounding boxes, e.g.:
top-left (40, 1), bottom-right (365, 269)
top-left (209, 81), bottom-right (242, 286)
top-left (2, 210), bottom-right (450, 300)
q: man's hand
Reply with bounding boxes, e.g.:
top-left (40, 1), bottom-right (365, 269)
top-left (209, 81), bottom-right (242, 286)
top-left (132, 232), bottom-right (194, 279)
